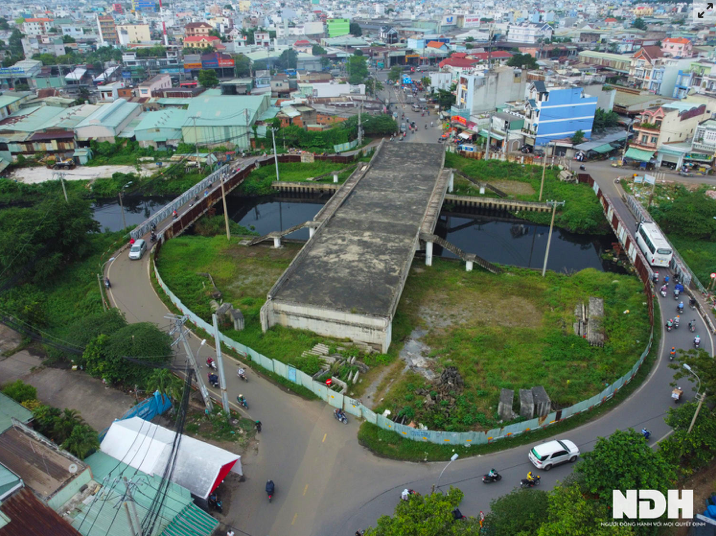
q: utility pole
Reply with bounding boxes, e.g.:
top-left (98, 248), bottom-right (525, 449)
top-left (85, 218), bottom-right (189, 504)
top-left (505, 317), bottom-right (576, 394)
top-left (212, 314), bottom-right (231, 413)
top-left (190, 115), bottom-right (199, 160)
top-left (484, 112), bottom-right (493, 161)
top-left (118, 192), bottom-right (127, 230)
top-left (271, 127), bottom-right (280, 181)
top-left (539, 144), bottom-right (548, 201)
top-left (542, 200), bottom-right (565, 277)
top-left (220, 168), bottom-right (231, 240)
top-left (55, 172), bottom-right (68, 203)
top-left (357, 101), bottom-right (363, 146)
top-left (97, 274), bottom-right (107, 312)
top-left (167, 314), bottom-right (213, 411)
top-left (122, 477), bottom-right (142, 536)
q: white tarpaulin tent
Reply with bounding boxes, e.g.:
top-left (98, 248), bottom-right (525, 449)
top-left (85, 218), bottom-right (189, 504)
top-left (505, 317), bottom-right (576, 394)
top-left (100, 417), bottom-right (242, 500)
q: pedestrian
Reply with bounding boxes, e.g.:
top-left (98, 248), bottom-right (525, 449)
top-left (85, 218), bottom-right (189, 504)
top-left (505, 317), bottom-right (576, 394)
top-left (227, 531), bottom-right (235, 536)
top-left (255, 420), bottom-right (262, 433)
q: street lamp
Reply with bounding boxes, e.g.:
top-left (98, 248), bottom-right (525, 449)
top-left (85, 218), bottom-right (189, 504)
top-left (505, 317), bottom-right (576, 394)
top-left (683, 363), bottom-right (704, 434)
top-left (433, 453), bottom-right (459, 493)
top-left (196, 338), bottom-right (207, 364)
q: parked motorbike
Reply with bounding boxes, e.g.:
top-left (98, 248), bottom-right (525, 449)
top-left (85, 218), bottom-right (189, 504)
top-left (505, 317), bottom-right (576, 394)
top-left (334, 409), bottom-right (348, 424)
top-left (482, 472), bottom-right (502, 484)
top-left (520, 476), bottom-right (541, 488)
top-left (208, 493), bottom-right (223, 513)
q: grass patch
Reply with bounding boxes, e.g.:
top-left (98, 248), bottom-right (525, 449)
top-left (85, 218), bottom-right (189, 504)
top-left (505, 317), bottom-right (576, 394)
top-left (445, 153), bottom-right (609, 235)
top-left (184, 406), bottom-right (256, 446)
top-left (376, 259), bottom-right (650, 432)
top-left (238, 161), bottom-right (358, 196)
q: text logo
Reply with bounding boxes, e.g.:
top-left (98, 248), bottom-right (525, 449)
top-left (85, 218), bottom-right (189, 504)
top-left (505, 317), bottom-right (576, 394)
top-left (613, 490), bottom-right (693, 519)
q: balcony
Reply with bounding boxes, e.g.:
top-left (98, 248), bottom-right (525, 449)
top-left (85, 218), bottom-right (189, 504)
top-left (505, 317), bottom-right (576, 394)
top-left (634, 122), bottom-right (661, 133)
top-left (692, 140), bottom-right (716, 153)
top-left (630, 139), bottom-right (657, 151)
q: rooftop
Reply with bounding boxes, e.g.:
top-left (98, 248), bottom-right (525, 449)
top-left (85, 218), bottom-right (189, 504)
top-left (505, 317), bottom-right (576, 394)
top-left (269, 143), bottom-right (445, 317)
top-left (0, 393), bottom-right (33, 434)
top-left (135, 108), bottom-right (187, 131)
top-left (184, 94), bottom-right (267, 127)
top-left (75, 99), bottom-right (140, 130)
top-left (1, 488), bottom-right (81, 536)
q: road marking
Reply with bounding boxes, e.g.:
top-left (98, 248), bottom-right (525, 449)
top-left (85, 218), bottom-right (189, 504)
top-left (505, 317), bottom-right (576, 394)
top-left (291, 513), bottom-right (298, 525)
top-left (303, 484), bottom-right (308, 496)
top-left (322, 433), bottom-right (327, 443)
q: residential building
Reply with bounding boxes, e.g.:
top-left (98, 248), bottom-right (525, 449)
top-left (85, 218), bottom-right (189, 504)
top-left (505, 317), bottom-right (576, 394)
top-left (131, 0), bottom-right (157, 11)
top-left (507, 23), bottom-right (553, 44)
top-left (185, 22), bottom-right (213, 37)
top-left (327, 18), bottom-right (350, 38)
top-left (297, 81), bottom-right (365, 98)
top-left (578, 51), bottom-right (632, 77)
top-left (96, 15), bottom-right (118, 45)
top-left (628, 46), bottom-right (666, 94)
top-left (276, 104), bottom-right (317, 128)
top-left (21, 35), bottom-right (66, 58)
top-left (138, 73), bottom-right (171, 97)
top-left (0, 92), bottom-right (31, 119)
top-left (454, 66), bottom-right (527, 116)
top-left (74, 98), bottom-right (142, 143)
top-left (293, 39), bottom-right (313, 54)
top-left (117, 24), bottom-right (151, 45)
top-left (523, 81), bottom-right (598, 147)
top-left (183, 35), bottom-right (222, 49)
top-left (254, 31), bottom-right (272, 47)
top-left (98, 81), bottom-right (126, 102)
top-left (23, 18), bottom-right (53, 35)
top-left (627, 102), bottom-right (712, 167)
top-left (661, 37), bottom-right (693, 59)
top-left (691, 118), bottom-right (716, 164)
top-left (60, 25), bottom-right (85, 38)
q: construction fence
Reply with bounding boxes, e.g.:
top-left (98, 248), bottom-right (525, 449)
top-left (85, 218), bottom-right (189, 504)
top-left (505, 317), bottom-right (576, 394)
top-left (151, 171), bottom-right (657, 445)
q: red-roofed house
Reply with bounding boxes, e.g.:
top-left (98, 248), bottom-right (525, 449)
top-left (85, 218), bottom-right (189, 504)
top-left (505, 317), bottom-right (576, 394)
top-left (426, 41), bottom-right (448, 52)
top-left (604, 17), bottom-right (618, 25)
top-left (183, 35), bottom-right (222, 49)
top-left (293, 39), bottom-right (313, 53)
top-left (469, 51), bottom-right (513, 62)
top-left (439, 57), bottom-right (479, 69)
top-left (185, 22), bottom-right (213, 37)
top-left (451, 52), bottom-right (468, 59)
top-left (661, 37), bottom-right (692, 58)
top-left (628, 46), bottom-right (666, 93)
top-left (23, 18), bottom-right (53, 35)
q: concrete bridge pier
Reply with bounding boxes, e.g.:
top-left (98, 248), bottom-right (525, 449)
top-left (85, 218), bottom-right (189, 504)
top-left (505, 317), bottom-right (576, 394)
top-left (273, 236), bottom-right (282, 248)
top-left (333, 173), bottom-right (338, 183)
top-left (309, 227), bottom-right (316, 238)
top-left (466, 260), bottom-right (473, 271)
top-left (425, 241), bottom-right (433, 266)
top-left (448, 171), bottom-right (454, 193)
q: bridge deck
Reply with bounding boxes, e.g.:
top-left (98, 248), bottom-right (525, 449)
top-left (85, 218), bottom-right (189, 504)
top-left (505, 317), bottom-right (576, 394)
top-left (264, 143), bottom-right (445, 347)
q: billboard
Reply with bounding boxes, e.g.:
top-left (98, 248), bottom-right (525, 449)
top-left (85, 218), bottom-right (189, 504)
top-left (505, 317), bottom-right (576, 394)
top-left (219, 58), bottom-right (235, 67)
top-left (442, 15), bottom-right (456, 26)
top-left (463, 15), bottom-right (482, 27)
top-left (184, 63), bottom-right (202, 70)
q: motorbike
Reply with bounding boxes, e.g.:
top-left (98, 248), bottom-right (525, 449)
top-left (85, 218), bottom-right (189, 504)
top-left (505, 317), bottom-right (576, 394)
top-left (401, 489), bottom-right (419, 501)
top-left (669, 349), bottom-right (676, 361)
top-left (672, 388), bottom-right (683, 403)
top-left (238, 369), bottom-right (248, 382)
top-left (660, 287), bottom-right (667, 298)
top-left (334, 410), bottom-right (348, 424)
top-left (695, 337), bottom-right (701, 349)
top-left (237, 396), bottom-right (249, 409)
top-left (689, 322), bottom-right (696, 333)
top-left (206, 358), bottom-right (217, 370)
top-left (104, 279), bottom-right (111, 290)
top-left (666, 322), bottom-right (673, 332)
top-left (677, 305), bottom-right (684, 315)
top-left (674, 289), bottom-right (681, 299)
top-left (674, 317), bottom-right (680, 329)
top-left (642, 429), bottom-right (651, 440)
top-left (482, 472), bottom-right (502, 484)
top-left (579, 165), bottom-right (586, 171)
top-left (208, 373), bottom-right (219, 388)
top-left (424, 124), bottom-right (427, 129)
top-left (266, 480), bottom-right (275, 503)
top-left (208, 493), bottom-right (223, 513)
top-left (520, 476), bottom-right (541, 488)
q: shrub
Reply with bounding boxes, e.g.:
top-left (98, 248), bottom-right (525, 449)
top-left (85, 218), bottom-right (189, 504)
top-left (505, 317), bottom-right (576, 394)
top-left (2, 380), bottom-right (37, 404)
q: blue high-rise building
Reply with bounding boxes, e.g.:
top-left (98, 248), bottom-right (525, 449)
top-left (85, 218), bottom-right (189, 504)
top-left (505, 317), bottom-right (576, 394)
top-left (524, 81), bottom-right (598, 147)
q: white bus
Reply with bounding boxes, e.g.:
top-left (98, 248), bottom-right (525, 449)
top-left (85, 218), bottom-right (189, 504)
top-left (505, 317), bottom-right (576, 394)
top-left (635, 222), bottom-right (673, 267)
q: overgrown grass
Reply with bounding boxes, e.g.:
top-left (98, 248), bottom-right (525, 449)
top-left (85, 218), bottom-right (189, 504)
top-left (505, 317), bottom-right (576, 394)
top-left (184, 406), bottom-right (256, 447)
top-left (445, 153), bottom-right (610, 234)
top-left (238, 161), bottom-right (357, 196)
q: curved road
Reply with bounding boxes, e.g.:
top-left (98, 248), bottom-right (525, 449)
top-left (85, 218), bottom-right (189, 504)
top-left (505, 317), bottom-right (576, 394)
top-left (106, 106), bottom-right (714, 535)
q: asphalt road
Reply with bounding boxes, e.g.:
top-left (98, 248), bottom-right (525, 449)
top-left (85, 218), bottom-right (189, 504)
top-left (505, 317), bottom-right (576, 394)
top-left (105, 115), bottom-right (715, 535)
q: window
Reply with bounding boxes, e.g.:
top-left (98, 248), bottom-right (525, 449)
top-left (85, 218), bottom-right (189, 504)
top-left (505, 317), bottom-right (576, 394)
top-left (651, 136), bottom-right (658, 143)
top-left (639, 227), bottom-right (656, 254)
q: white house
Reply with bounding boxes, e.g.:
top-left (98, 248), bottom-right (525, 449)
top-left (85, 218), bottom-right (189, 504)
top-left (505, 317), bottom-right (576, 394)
top-left (507, 23), bottom-right (553, 44)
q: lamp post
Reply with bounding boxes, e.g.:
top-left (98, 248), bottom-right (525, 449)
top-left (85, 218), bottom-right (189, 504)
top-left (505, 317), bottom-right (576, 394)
top-left (683, 363), bottom-right (704, 434)
top-left (432, 453), bottom-right (458, 493)
top-left (542, 200), bottom-right (565, 277)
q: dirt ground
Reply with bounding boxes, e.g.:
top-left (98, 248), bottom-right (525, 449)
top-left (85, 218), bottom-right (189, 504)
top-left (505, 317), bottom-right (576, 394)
top-left (488, 179), bottom-right (536, 196)
top-left (9, 164), bottom-right (156, 184)
top-left (675, 461), bottom-right (716, 536)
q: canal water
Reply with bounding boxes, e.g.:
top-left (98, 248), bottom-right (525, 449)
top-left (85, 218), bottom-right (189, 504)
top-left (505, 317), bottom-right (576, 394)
top-left (91, 195), bottom-right (621, 273)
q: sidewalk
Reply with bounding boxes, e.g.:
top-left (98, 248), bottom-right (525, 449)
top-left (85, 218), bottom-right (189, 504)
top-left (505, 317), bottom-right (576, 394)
top-left (0, 326), bottom-right (137, 431)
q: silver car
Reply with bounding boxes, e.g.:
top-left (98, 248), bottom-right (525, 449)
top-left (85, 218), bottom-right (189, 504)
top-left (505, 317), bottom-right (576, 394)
top-left (128, 239), bottom-right (147, 260)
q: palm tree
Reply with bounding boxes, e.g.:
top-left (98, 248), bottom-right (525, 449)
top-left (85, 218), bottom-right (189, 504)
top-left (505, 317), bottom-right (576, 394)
top-left (52, 409), bottom-right (85, 444)
top-left (145, 369), bottom-right (184, 401)
top-left (61, 425), bottom-right (100, 459)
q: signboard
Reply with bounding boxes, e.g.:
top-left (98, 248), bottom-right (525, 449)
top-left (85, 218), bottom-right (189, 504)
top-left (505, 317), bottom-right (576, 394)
top-left (122, 71), bottom-right (131, 78)
top-left (402, 75), bottom-right (412, 84)
top-left (184, 63), bottom-right (202, 70)
top-left (202, 60), bottom-right (219, 68)
top-left (644, 174), bottom-right (655, 185)
top-left (159, 67), bottom-right (184, 74)
top-left (442, 15), bottom-right (456, 26)
top-left (0, 67), bottom-right (26, 76)
top-left (301, 153), bottom-right (314, 163)
top-left (218, 59), bottom-right (235, 67)
top-left (463, 15), bottom-right (482, 27)
top-left (451, 115), bottom-right (467, 126)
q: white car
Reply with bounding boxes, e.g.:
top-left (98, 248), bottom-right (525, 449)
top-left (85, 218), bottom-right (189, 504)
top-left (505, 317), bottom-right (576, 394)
top-left (128, 239), bottom-right (147, 260)
top-left (528, 439), bottom-right (580, 471)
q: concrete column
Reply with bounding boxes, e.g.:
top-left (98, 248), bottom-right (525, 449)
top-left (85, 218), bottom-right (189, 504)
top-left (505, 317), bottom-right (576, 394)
top-left (309, 227), bottom-right (316, 238)
top-left (425, 241), bottom-right (433, 266)
top-left (466, 261), bottom-right (474, 272)
top-left (333, 173), bottom-right (338, 183)
top-left (447, 171), bottom-right (454, 193)
top-left (479, 185), bottom-right (485, 195)
top-left (273, 236), bottom-right (281, 248)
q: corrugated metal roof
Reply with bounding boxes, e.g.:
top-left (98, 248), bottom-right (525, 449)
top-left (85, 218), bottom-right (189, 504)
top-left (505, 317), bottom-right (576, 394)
top-left (135, 108), bottom-right (188, 132)
top-left (0, 94), bottom-right (25, 110)
top-left (70, 452), bottom-right (217, 536)
top-left (0, 488), bottom-right (81, 536)
top-left (185, 95), bottom-right (265, 127)
top-left (0, 393), bottom-right (33, 433)
top-left (76, 99), bottom-right (141, 130)
top-left (0, 106), bottom-right (67, 133)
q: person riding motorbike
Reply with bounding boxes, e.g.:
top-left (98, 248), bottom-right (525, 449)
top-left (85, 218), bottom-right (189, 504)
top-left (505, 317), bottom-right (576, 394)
top-left (206, 357), bottom-right (215, 368)
top-left (660, 284), bottom-right (667, 295)
top-left (695, 335), bottom-right (701, 347)
top-left (335, 408), bottom-right (346, 421)
top-left (678, 301), bottom-right (684, 313)
top-left (642, 428), bottom-right (651, 440)
top-left (172, 209), bottom-right (178, 219)
top-left (670, 347), bottom-right (676, 360)
top-left (666, 318), bottom-right (674, 330)
top-left (237, 367), bottom-right (246, 379)
top-left (105, 277), bottom-right (111, 289)
top-left (526, 471), bottom-right (535, 483)
top-left (664, 275), bottom-right (670, 285)
top-left (488, 468), bottom-right (498, 478)
top-left (266, 480), bottom-right (274, 495)
top-left (689, 297), bottom-right (697, 309)
top-left (674, 316), bottom-right (680, 328)
top-left (689, 319), bottom-right (696, 331)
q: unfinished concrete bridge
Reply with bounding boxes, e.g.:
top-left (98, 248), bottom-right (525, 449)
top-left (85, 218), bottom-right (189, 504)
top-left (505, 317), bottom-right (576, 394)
top-left (260, 142), bottom-right (499, 352)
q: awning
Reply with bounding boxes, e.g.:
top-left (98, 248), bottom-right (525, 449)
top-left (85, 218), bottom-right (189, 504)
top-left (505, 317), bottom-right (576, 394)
top-left (591, 143), bottom-right (615, 154)
top-left (624, 147), bottom-right (654, 162)
top-left (479, 129), bottom-right (504, 141)
top-left (458, 132), bottom-right (471, 139)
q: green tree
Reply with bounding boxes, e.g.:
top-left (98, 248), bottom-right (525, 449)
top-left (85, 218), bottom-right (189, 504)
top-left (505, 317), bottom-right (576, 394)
top-left (312, 44), bottom-right (327, 56)
top-left (660, 401), bottom-right (716, 476)
top-left (223, 3), bottom-right (233, 9)
top-left (632, 18), bottom-right (647, 30)
top-left (388, 65), bottom-right (402, 83)
top-left (2, 379), bottom-right (37, 404)
top-left (592, 108), bottom-right (619, 133)
top-left (344, 113), bottom-right (397, 136)
top-left (577, 429), bottom-right (675, 505)
top-left (364, 77), bottom-right (383, 95)
top-left (277, 48), bottom-right (298, 69)
top-left (198, 69), bottom-right (219, 87)
top-left (482, 488), bottom-right (549, 536)
top-left (9, 28), bottom-right (24, 57)
top-left (61, 424), bottom-right (99, 459)
top-left (233, 53), bottom-right (251, 77)
top-left (0, 18), bottom-right (9, 30)
top-left (571, 130), bottom-right (585, 145)
top-left (347, 55), bottom-right (368, 85)
top-left (353, 48), bottom-right (364, 56)
top-left (421, 76), bottom-right (431, 88)
top-left (67, 309), bottom-right (127, 349)
top-left (435, 88), bottom-right (455, 111)
top-left (320, 57), bottom-right (331, 70)
top-left (32, 404), bottom-right (61, 435)
top-left (32, 53), bottom-right (58, 65)
top-left (350, 22), bottom-right (362, 36)
top-left (538, 481), bottom-right (634, 536)
top-left (62, 35), bottom-right (76, 43)
top-left (52, 408), bottom-right (84, 444)
top-left (670, 347), bottom-right (716, 399)
top-left (465, 36), bottom-right (475, 42)
top-left (366, 488), bottom-right (480, 535)
top-left (145, 369), bottom-right (185, 401)
top-left (506, 53), bottom-right (539, 69)
top-left (240, 28), bottom-right (255, 45)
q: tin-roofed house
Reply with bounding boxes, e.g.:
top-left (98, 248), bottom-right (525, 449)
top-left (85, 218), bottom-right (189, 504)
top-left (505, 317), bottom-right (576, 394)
top-left (74, 98), bottom-right (142, 144)
top-left (135, 108), bottom-right (187, 149)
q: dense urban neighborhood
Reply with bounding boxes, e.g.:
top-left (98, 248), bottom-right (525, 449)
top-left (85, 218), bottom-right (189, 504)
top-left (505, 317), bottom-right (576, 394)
top-left (0, 0), bottom-right (715, 535)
